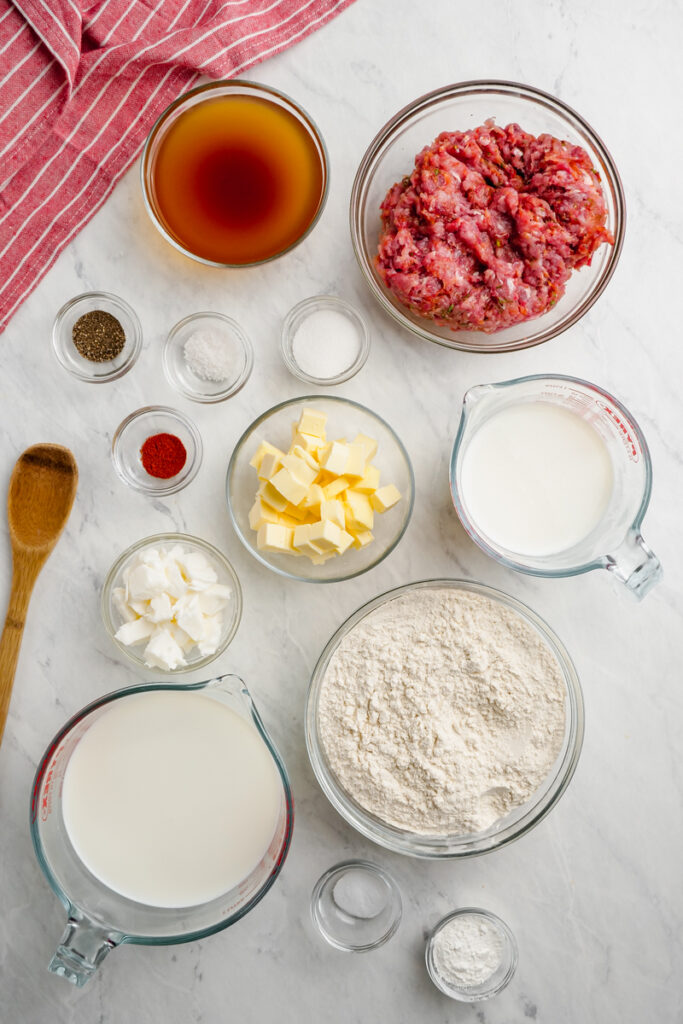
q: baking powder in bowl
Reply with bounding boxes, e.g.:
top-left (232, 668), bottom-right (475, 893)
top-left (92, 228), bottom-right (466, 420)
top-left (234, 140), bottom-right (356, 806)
top-left (432, 914), bottom-right (503, 989)
top-left (317, 587), bottom-right (566, 835)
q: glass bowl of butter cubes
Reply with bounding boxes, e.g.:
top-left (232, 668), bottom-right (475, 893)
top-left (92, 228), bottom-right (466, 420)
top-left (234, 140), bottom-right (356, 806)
top-left (101, 533), bottom-right (243, 673)
top-left (226, 396), bottom-right (415, 582)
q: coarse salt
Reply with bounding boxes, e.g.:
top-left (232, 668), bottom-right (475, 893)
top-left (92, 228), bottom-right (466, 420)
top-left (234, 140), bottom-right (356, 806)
top-left (183, 327), bottom-right (239, 383)
top-left (291, 307), bottom-right (361, 380)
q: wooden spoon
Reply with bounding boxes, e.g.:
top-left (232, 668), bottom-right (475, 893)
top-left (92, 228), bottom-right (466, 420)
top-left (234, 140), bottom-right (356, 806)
top-left (0, 445), bottom-right (78, 748)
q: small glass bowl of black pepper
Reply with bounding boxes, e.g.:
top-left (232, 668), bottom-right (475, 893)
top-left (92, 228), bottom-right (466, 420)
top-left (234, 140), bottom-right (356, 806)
top-left (52, 291), bottom-right (142, 383)
top-left (112, 406), bottom-right (203, 496)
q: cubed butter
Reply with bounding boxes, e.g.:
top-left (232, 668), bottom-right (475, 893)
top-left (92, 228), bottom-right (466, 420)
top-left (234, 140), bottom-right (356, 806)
top-left (250, 441), bottom-right (283, 472)
top-left (301, 483), bottom-right (324, 511)
top-left (370, 484), bottom-right (402, 512)
top-left (258, 480), bottom-right (289, 512)
top-left (336, 529), bottom-right (355, 556)
top-left (353, 433), bottom-right (378, 461)
top-left (281, 453), bottom-right (317, 488)
top-left (345, 490), bottom-right (374, 532)
top-left (290, 445), bottom-right (319, 472)
top-left (354, 464), bottom-right (381, 494)
top-left (257, 523), bottom-right (294, 553)
top-left (323, 477), bottom-right (350, 500)
top-left (291, 427), bottom-right (325, 453)
top-left (297, 408), bottom-right (327, 438)
top-left (292, 524), bottom-right (323, 558)
top-left (319, 441), bottom-right (350, 476)
top-left (283, 502), bottom-right (311, 522)
top-left (270, 467), bottom-right (309, 506)
top-left (351, 529), bottom-right (374, 549)
top-left (344, 443), bottom-right (367, 480)
top-left (320, 499), bottom-right (345, 529)
top-left (258, 450), bottom-right (283, 481)
top-left (307, 519), bottom-right (343, 552)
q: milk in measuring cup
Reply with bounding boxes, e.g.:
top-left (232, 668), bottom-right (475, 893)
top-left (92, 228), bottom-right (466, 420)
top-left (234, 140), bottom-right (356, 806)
top-left (61, 690), bottom-right (282, 908)
top-left (460, 402), bottom-right (614, 557)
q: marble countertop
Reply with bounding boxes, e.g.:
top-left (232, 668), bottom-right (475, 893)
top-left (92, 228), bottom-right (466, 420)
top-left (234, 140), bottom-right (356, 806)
top-left (2, 0), bottom-right (682, 1020)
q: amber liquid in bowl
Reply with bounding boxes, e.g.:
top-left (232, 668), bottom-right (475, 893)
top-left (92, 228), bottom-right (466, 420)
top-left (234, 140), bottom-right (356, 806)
top-left (150, 95), bottom-right (325, 265)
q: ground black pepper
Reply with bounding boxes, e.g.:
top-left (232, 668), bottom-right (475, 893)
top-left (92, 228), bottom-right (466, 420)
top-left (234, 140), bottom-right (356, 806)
top-left (72, 310), bottom-right (126, 362)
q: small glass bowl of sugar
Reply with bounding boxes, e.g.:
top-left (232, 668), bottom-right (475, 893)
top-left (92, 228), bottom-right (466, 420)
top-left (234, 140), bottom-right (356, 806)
top-left (426, 908), bottom-right (518, 1001)
top-left (163, 312), bottom-right (254, 403)
top-left (281, 295), bottom-right (370, 386)
top-left (310, 860), bottom-right (402, 952)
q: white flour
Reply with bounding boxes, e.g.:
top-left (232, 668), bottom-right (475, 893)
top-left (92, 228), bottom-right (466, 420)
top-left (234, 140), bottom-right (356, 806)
top-left (432, 913), bottom-right (503, 989)
top-left (317, 587), bottom-right (566, 834)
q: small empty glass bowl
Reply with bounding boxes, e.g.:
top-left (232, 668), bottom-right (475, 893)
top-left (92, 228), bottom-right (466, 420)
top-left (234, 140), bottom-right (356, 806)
top-left (311, 860), bottom-right (402, 952)
top-left (350, 80), bottom-right (625, 353)
top-left (101, 532), bottom-right (243, 674)
top-left (53, 291), bottom-right (142, 382)
top-left (163, 312), bottom-right (253, 403)
top-left (426, 908), bottom-right (518, 1001)
top-left (112, 406), bottom-right (202, 496)
top-left (281, 296), bottom-right (370, 386)
top-left (226, 395), bottom-right (415, 583)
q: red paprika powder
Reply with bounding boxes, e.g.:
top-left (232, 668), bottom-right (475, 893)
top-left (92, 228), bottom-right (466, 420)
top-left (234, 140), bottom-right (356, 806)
top-left (140, 432), bottom-right (187, 479)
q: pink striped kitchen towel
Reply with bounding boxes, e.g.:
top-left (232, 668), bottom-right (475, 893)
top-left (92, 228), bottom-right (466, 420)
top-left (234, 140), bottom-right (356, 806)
top-left (0, 0), bottom-right (355, 333)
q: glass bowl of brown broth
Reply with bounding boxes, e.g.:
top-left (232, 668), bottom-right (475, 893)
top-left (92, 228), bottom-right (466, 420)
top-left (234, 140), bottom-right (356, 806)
top-left (141, 80), bottom-right (329, 267)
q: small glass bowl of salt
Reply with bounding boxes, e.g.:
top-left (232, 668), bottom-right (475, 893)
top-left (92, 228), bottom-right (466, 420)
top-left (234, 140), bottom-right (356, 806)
top-left (426, 908), bottom-right (518, 1002)
top-left (281, 295), bottom-right (370, 386)
top-left (163, 312), bottom-right (254, 403)
top-left (310, 860), bottom-right (402, 952)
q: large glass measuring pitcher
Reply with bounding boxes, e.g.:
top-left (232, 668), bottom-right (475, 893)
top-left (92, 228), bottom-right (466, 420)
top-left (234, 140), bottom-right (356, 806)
top-left (450, 375), bottom-right (662, 599)
top-left (30, 674), bottom-right (293, 987)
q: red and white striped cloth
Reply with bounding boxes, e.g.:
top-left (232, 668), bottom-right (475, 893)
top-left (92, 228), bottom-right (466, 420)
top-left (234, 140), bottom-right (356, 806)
top-left (0, 0), bottom-right (354, 333)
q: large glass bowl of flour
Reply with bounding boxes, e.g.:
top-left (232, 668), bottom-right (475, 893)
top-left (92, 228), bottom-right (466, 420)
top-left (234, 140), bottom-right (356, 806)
top-left (305, 579), bottom-right (584, 858)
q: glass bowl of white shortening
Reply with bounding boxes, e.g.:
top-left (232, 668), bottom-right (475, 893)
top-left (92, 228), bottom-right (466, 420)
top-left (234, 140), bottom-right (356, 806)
top-left (305, 579), bottom-right (584, 858)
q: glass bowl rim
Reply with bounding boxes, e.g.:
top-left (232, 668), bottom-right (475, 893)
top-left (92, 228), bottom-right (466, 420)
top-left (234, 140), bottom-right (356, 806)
top-left (52, 290), bottom-right (143, 383)
top-left (310, 858), bottom-right (403, 952)
top-left (425, 906), bottom-right (518, 1000)
top-left (280, 295), bottom-right (371, 386)
top-left (225, 394), bottom-right (415, 584)
top-left (140, 78), bottom-right (330, 269)
top-left (111, 404), bottom-right (203, 496)
top-left (305, 577), bottom-right (584, 856)
top-left (162, 311), bottom-right (254, 403)
top-left (349, 78), bottom-right (626, 354)
top-left (101, 531), bottom-right (243, 674)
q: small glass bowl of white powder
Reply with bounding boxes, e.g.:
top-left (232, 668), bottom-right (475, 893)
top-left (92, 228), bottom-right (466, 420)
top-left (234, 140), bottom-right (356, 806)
top-left (310, 860), bottom-right (402, 952)
top-left (281, 295), bottom-right (370, 386)
top-left (426, 908), bottom-right (517, 1001)
top-left (163, 312), bottom-right (253, 403)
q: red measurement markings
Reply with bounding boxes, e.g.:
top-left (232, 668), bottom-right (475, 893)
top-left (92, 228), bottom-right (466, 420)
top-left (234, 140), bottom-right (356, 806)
top-left (601, 403), bottom-right (639, 462)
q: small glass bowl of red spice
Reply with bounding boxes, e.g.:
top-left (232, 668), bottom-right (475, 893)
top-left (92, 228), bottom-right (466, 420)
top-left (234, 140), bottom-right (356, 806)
top-left (112, 406), bottom-right (202, 495)
top-left (53, 291), bottom-right (143, 382)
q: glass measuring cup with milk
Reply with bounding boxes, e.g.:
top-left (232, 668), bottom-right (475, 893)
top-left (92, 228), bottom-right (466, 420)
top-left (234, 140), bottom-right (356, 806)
top-left (30, 674), bottom-right (293, 986)
top-left (450, 375), bottom-right (662, 599)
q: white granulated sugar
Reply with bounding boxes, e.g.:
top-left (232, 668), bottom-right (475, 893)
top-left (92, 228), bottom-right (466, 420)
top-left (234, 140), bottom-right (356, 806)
top-left (291, 308), bottom-right (360, 379)
top-left (432, 914), bottom-right (503, 989)
top-left (183, 327), bottom-right (239, 383)
top-left (317, 588), bottom-right (566, 835)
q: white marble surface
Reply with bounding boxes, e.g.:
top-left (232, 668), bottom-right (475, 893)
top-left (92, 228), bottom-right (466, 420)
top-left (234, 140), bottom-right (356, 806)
top-left (2, 0), bottom-right (682, 1019)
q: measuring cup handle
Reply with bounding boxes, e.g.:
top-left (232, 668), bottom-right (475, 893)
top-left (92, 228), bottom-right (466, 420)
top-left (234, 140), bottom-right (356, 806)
top-left (48, 913), bottom-right (121, 987)
top-left (605, 529), bottom-right (662, 600)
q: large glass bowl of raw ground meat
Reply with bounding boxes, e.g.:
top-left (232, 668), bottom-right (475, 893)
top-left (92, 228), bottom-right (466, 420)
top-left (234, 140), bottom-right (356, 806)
top-left (350, 81), bottom-right (625, 353)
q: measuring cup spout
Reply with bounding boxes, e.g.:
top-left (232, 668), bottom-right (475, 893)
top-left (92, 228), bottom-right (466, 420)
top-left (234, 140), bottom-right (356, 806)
top-left (204, 673), bottom-right (249, 700)
top-left (605, 529), bottom-right (662, 600)
top-left (48, 912), bottom-right (121, 987)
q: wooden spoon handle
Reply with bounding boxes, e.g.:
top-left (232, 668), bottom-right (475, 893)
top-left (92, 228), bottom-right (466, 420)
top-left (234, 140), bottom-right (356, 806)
top-left (0, 558), bottom-right (40, 747)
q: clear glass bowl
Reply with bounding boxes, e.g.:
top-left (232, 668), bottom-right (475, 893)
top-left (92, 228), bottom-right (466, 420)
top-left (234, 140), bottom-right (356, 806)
top-left (52, 291), bottom-right (142, 382)
top-left (310, 860), bottom-right (402, 952)
top-left (141, 79), bottom-right (329, 268)
top-left (426, 908), bottom-right (518, 1001)
top-left (305, 579), bottom-right (584, 856)
top-left (163, 312), bottom-right (253, 403)
top-left (111, 405), bottom-right (202, 496)
top-left (280, 296), bottom-right (370, 386)
top-left (226, 395), bottom-right (415, 583)
top-left (350, 80), bottom-right (625, 353)
top-left (101, 532), bottom-right (243, 674)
